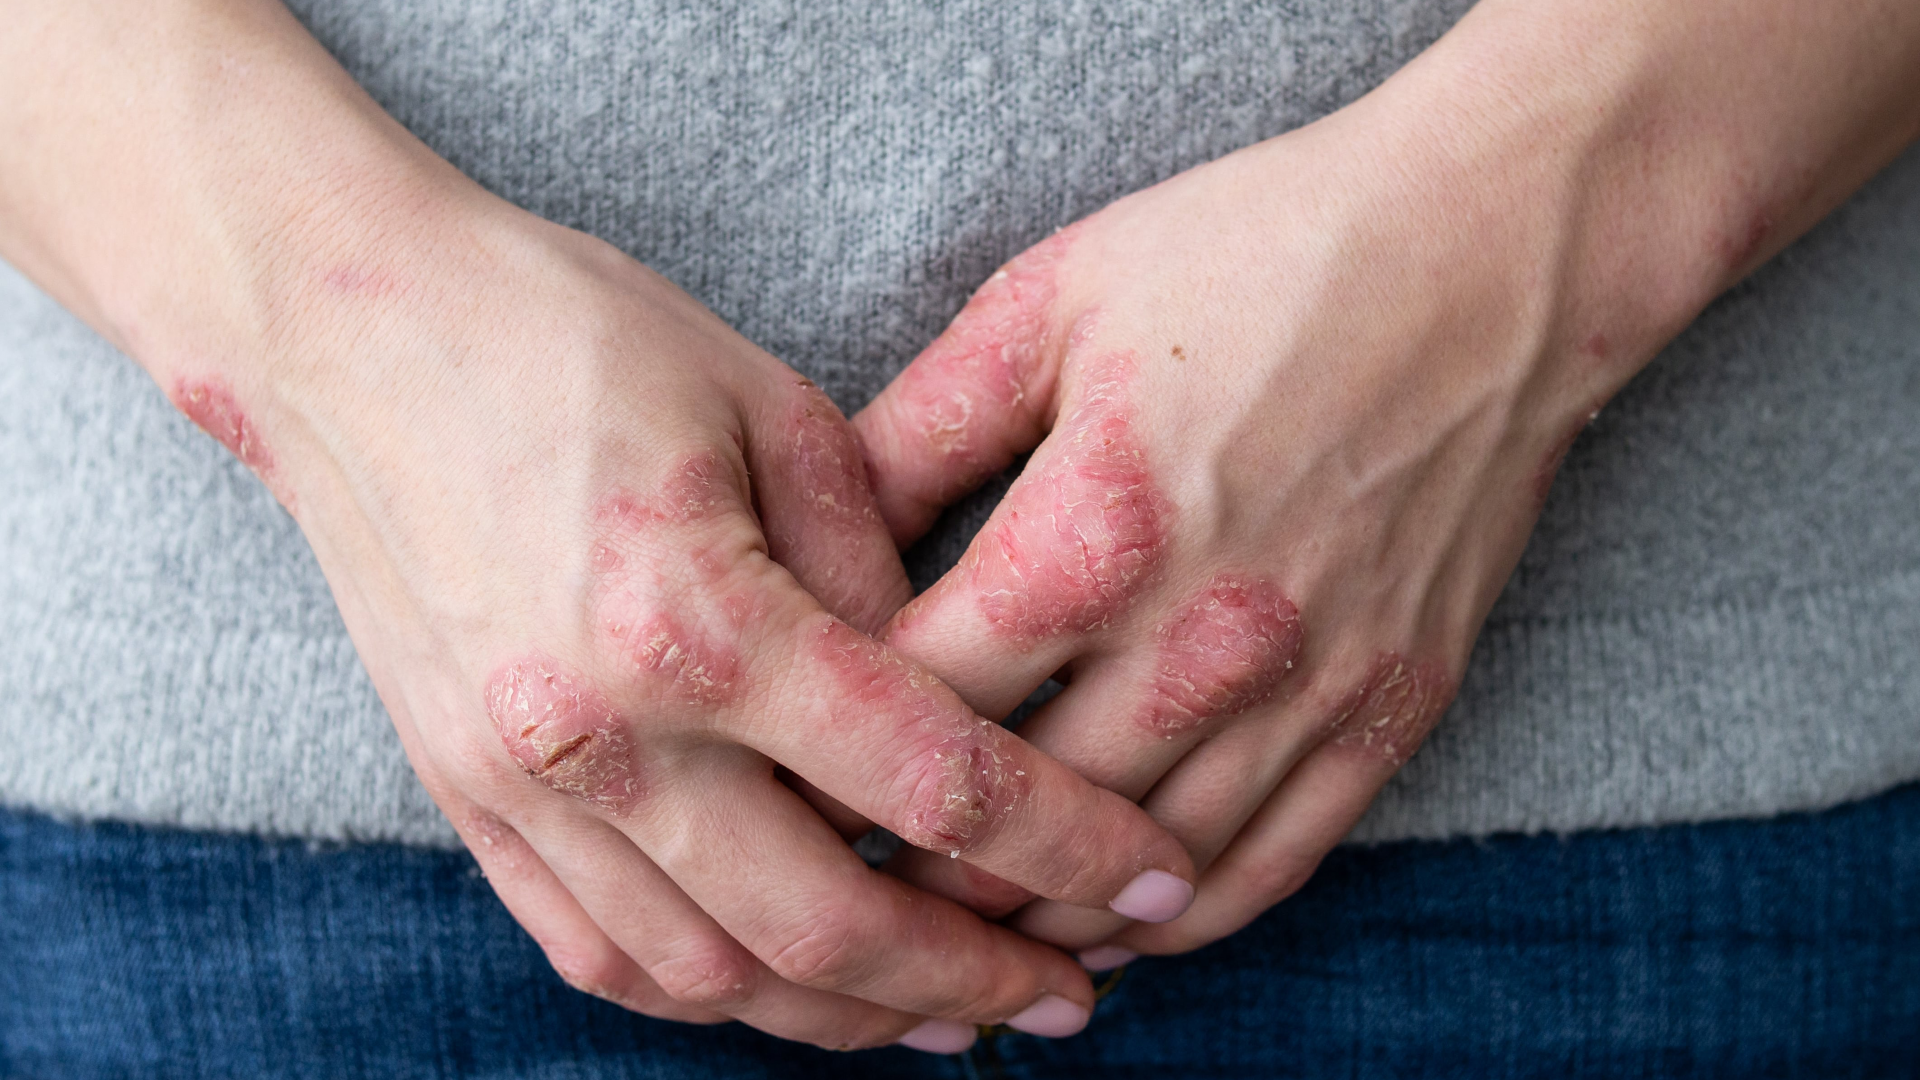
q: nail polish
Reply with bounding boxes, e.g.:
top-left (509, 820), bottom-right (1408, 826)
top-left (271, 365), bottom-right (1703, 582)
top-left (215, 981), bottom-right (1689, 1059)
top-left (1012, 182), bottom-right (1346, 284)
top-left (896, 1018), bottom-right (978, 1054)
top-left (1004, 993), bottom-right (1090, 1038)
top-left (1108, 869), bottom-right (1194, 923)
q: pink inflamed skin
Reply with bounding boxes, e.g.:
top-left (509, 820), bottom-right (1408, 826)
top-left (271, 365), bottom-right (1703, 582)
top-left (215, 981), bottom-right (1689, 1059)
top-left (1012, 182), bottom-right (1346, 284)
top-left (142, 205), bottom-right (1200, 1052)
top-left (850, 72), bottom-right (1691, 959)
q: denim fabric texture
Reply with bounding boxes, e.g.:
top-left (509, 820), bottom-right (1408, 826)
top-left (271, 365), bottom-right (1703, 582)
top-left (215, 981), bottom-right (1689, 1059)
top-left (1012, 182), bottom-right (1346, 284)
top-left (6, 786), bottom-right (1917, 1080)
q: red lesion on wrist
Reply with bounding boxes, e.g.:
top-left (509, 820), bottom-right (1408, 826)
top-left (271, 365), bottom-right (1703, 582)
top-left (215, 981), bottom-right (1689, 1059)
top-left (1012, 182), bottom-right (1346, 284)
top-left (963, 351), bottom-right (1170, 640)
top-left (1142, 576), bottom-right (1304, 738)
top-left (170, 377), bottom-right (277, 476)
top-left (170, 376), bottom-right (297, 510)
top-left (487, 655), bottom-right (649, 814)
top-left (1325, 652), bottom-right (1456, 767)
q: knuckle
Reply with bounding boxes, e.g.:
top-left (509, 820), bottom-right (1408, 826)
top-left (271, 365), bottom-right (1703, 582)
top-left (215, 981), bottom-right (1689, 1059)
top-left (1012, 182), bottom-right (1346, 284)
top-left (764, 909), bottom-right (872, 989)
top-left (1248, 852), bottom-right (1322, 908)
top-left (545, 944), bottom-right (633, 1003)
top-left (895, 733), bottom-right (1032, 858)
top-left (1326, 653), bottom-right (1457, 766)
top-left (649, 936), bottom-right (760, 1010)
top-left (968, 353), bottom-right (1170, 640)
top-left (484, 655), bottom-right (650, 814)
top-left (1142, 576), bottom-right (1303, 737)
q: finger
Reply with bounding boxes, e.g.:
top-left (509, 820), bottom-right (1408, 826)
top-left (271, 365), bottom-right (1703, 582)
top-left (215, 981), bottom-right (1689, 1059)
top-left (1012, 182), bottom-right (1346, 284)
top-left (729, 593), bottom-right (1195, 918)
top-left (887, 707), bottom-right (1305, 926)
top-left (852, 230), bottom-right (1077, 545)
top-left (777, 768), bottom-right (872, 843)
top-left (629, 751), bottom-right (1098, 1030)
top-left (881, 575), bottom-right (1305, 925)
top-left (885, 843), bottom-right (1039, 920)
top-left (879, 349), bottom-right (1170, 725)
top-left (747, 374), bottom-right (912, 637)
top-left (1112, 741), bottom-right (1391, 955)
top-left (511, 800), bottom-right (929, 1050)
top-left (1109, 654), bottom-right (1455, 955)
top-left (1003, 707), bottom-right (1324, 950)
top-left (742, 376), bottom-right (898, 838)
top-left (446, 802), bottom-right (725, 1024)
top-left (1015, 575), bottom-right (1304, 800)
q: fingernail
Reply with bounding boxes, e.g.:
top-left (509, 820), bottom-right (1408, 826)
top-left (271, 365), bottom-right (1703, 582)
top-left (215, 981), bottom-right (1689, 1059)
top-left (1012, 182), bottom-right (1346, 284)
top-left (1077, 945), bottom-right (1138, 972)
top-left (1004, 993), bottom-right (1090, 1038)
top-left (896, 1018), bottom-right (978, 1054)
top-left (1108, 869), bottom-right (1195, 923)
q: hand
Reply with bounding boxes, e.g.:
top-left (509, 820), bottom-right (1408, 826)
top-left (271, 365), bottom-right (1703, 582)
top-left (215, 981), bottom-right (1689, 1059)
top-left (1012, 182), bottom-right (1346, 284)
top-left (0, 0), bottom-right (1195, 1049)
top-left (855, 0), bottom-right (1920, 958)
top-left (857, 115), bottom-right (1521, 959)
top-left (223, 203), bottom-right (1200, 1047)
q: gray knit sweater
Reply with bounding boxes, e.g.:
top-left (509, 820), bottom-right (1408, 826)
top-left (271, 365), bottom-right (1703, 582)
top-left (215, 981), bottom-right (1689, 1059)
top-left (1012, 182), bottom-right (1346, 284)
top-left (2, 0), bottom-right (1916, 848)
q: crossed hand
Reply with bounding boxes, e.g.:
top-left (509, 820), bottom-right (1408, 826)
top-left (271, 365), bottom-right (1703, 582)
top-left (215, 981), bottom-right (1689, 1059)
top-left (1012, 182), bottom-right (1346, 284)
top-left (187, 84), bottom-right (1610, 1053)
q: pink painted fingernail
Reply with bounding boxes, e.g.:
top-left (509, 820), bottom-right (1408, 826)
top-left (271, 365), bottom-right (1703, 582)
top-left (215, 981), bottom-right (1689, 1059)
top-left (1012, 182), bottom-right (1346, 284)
top-left (1004, 993), bottom-right (1090, 1038)
top-left (1108, 869), bottom-right (1194, 923)
top-left (896, 1018), bottom-right (978, 1054)
top-left (1077, 945), bottom-right (1138, 972)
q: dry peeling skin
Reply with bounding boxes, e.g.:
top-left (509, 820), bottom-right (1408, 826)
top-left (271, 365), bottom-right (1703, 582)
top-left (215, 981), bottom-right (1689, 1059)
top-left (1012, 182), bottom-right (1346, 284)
top-left (967, 353), bottom-right (1170, 639)
top-left (590, 465), bottom-right (749, 707)
top-left (171, 377), bottom-right (291, 509)
top-left (596, 451), bottom-right (738, 533)
top-left (1326, 652), bottom-right (1456, 766)
top-left (488, 656), bottom-right (647, 814)
top-left (764, 379), bottom-right (887, 583)
top-left (1144, 577), bottom-right (1304, 737)
top-left (898, 230), bottom-right (1073, 498)
top-left (809, 619), bottom-right (1030, 856)
top-left (614, 611), bottom-right (744, 706)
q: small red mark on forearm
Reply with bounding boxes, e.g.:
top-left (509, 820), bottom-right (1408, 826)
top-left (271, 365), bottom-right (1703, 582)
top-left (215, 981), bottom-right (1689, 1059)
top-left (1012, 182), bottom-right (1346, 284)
top-left (965, 352), bottom-right (1169, 639)
top-left (487, 656), bottom-right (647, 813)
top-left (1325, 652), bottom-right (1455, 766)
top-left (1718, 208), bottom-right (1774, 276)
top-left (321, 265), bottom-right (407, 298)
top-left (1142, 576), bottom-right (1303, 737)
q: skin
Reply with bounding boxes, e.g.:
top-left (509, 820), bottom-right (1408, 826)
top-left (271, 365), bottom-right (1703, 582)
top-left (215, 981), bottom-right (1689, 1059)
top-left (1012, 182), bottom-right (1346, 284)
top-left (856, 0), bottom-right (1920, 957)
top-left (3, 0), bottom-right (1917, 1052)
top-left (0, 0), bottom-right (1202, 1051)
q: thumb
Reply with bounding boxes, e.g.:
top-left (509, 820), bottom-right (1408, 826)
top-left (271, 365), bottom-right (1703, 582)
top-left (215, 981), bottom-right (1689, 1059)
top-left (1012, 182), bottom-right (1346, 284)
top-left (854, 230), bottom-right (1080, 546)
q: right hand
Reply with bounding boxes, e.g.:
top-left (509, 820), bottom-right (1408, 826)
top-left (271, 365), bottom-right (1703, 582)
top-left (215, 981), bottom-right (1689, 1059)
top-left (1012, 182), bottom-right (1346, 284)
top-left (180, 197), bottom-right (1193, 1049)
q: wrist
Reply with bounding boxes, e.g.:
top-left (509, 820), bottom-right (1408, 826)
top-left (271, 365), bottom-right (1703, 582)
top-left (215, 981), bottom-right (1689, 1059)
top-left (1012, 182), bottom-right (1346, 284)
top-left (0, 0), bottom-right (504, 392)
top-left (1359, 0), bottom-right (1920, 398)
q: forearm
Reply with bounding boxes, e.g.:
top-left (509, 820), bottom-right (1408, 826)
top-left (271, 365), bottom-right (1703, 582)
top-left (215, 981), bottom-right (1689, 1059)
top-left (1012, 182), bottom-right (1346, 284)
top-left (1345, 0), bottom-right (1920, 390)
top-left (0, 0), bottom-right (485, 384)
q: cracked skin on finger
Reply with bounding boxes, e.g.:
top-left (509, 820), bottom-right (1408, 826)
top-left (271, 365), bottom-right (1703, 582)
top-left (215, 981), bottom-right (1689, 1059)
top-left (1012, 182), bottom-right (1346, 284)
top-left (960, 351), bottom-right (1170, 641)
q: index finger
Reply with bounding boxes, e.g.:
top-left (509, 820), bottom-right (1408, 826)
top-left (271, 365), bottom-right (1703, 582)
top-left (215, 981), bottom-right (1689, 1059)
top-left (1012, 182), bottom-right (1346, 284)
top-left (727, 589), bottom-right (1195, 922)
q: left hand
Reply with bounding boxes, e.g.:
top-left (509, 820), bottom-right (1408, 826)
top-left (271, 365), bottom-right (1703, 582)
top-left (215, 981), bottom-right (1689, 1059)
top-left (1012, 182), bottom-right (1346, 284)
top-left (850, 0), bottom-right (1802, 957)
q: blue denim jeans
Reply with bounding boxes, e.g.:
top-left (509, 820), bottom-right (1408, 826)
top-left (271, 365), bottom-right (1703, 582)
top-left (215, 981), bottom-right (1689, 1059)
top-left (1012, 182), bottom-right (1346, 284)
top-left (4, 785), bottom-right (1917, 1079)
